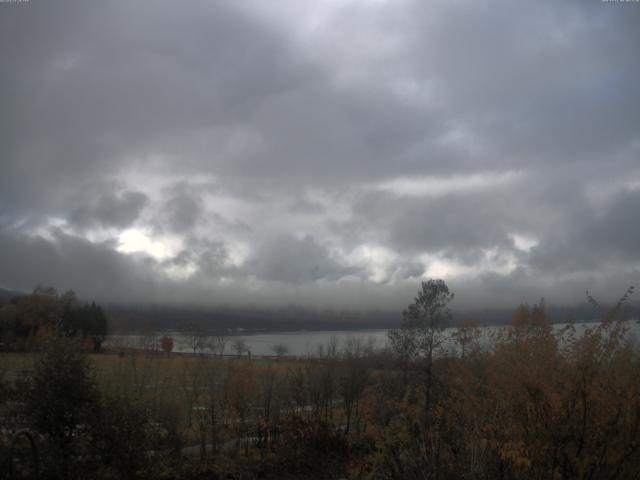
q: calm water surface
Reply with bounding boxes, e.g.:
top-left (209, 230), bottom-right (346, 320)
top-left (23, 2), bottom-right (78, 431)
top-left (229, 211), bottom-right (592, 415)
top-left (107, 320), bottom-right (640, 357)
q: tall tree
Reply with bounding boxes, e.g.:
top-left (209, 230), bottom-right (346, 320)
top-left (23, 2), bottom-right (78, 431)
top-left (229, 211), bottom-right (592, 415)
top-left (25, 333), bottom-right (99, 478)
top-left (388, 279), bottom-right (454, 421)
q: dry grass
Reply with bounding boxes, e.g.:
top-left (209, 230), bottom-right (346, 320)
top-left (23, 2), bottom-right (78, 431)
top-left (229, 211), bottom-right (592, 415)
top-left (1, 350), bottom-right (301, 378)
top-left (0, 353), bottom-right (36, 383)
top-left (1, 350), bottom-right (307, 441)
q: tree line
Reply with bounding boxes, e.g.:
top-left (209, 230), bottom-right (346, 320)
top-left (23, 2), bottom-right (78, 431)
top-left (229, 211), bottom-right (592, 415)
top-left (0, 286), bottom-right (107, 352)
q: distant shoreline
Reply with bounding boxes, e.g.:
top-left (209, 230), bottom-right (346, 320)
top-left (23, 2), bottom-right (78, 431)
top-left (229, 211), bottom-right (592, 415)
top-left (108, 318), bottom-right (616, 336)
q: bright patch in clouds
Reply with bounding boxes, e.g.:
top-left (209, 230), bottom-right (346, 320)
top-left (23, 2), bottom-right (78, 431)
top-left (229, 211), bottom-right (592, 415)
top-left (117, 229), bottom-right (172, 259)
top-left (226, 242), bottom-right (250, 267)
top-left (423, 259), bottom-right (457, 279)
top-left (421, 248), bottom-right (521, 280)
top-left (350, 244), bottom-right (398, 282)
top-left (373, 171), bottom-right (522, 197)
top-left (164, 262), bottom-right (197, 280)
top-left (511, 233), bottom-right (538, 252)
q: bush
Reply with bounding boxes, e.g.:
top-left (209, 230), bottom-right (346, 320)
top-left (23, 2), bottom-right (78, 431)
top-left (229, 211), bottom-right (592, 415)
top-left (269, 415), bottom-right (348, 476)
top-left (92, 395), bottom-right (153, 480)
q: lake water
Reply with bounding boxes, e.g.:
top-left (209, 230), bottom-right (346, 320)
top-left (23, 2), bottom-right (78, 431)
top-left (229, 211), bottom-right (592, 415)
top-left (106, 320), bottom-right (640, 357)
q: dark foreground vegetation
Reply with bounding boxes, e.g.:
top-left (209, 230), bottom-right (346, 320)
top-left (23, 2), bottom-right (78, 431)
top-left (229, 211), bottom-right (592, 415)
top-left (1, 282), bottom-right (639, 479)
top-left (0, 285), bottom-right (107, 352)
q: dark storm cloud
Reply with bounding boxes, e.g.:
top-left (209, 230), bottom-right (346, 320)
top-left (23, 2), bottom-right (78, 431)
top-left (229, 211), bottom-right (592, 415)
top-left (0, 227), bottom-right (161, 302)
top-left (68, 190), bottom-right (147, 231)
top-left (530, 188), bottom-right (640, 273)
top-left (245, 235), bottom-right (360, 284)
top-left (352, 189), bottom-right (518, 261)
top-left (159, 184), bottom-right (204, 234)
top-left (0, 0), bottom-right (309, 212)
top-left (0, 0), bottom-right (639, 309)
top-left (401, 1), bottom-right (640, 168)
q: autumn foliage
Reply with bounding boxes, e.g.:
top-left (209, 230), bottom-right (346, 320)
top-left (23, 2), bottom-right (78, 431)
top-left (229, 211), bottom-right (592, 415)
top-left (161, 335), bottom-right (174, 353)
top-left (0, 286), bottom-right (107, 352)
top-left (1, 283), bottom-right (639, 479)
top-left (363, 288), bottom-right (640, 480)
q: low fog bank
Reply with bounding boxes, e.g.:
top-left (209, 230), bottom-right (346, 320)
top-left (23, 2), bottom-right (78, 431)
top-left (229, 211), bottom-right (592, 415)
top-left (3, 281), bottom-right (638, 333)
top-left (104, 301), bottom-right (639, 333)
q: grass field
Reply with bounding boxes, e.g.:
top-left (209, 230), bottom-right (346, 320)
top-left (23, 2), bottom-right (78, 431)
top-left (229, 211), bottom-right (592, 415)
top-left (1, 349), bottom-right (316, 447)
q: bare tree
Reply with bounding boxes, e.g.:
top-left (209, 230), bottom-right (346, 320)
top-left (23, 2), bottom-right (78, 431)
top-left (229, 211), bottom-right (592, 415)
top-left (259, 365), bottom-right (279, 422)
top-left (183, 322), bottom-right (207, 355)
top-left (307, 337), bottom-right (341, 421)
top-left (339, 336), bottom-right (373, 434)
top-left (271, 343), bottom-right (289, 356)
top-left (202, 362), bottom-right (230, 455)
top-left (452, 319), bottom-right (481, 359)
top-left (232, 338), bottom-right (248, 357)
top-left (177, 356), bottom-right (206, 428)
top-left (128, 345), bottom-right (161, 400)
top-left (137, 326), bottom-right (159, 353)
top-left (209, 330), bottom-right (229, 357)
top-left (227, 363), bottom-right (254, 455)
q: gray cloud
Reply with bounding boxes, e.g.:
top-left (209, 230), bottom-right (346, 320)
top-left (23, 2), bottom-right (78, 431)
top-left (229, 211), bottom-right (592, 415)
top-left (0, 0), bottom-right (639, 310)
top-left (0, 227), bottom-right (162, 303)
top-left (352, 189), bottom-right (517, 261)
top-left (530, 188), bottom-right (640, 273)
top-left (68, 190), bottom-right (147, 231)
top-left (245, 234), bottom-right (360, 284)
top-left (159, 184), bottom-right (204, 233)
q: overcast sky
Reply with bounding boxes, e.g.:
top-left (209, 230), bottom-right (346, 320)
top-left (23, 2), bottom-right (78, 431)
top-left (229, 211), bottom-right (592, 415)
top-left (1, 0), bottom-right (639, 311)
